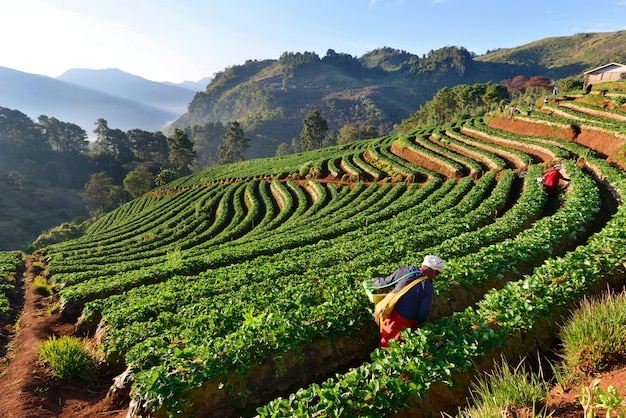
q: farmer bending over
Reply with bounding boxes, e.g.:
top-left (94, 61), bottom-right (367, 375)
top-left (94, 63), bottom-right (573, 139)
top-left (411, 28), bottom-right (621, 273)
top-left (538, 163), bottom-right (570, 198)
top-left (376, 255), bottom-right (444, 348)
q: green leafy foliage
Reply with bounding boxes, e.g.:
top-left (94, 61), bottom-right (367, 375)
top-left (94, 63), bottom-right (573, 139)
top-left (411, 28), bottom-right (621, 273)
top-left (35, 90), bottom-right (626, 416)
top-left (0, 251), bottom-right (21, 314)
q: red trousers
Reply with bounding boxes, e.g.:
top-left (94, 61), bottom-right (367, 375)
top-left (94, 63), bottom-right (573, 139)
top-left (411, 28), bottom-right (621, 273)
top-left (379, 310), bottom-right (417, 348)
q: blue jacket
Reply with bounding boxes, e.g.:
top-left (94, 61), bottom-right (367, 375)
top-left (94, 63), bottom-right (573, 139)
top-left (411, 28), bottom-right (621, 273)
top-left (377, 265), bottom-right (434, 324)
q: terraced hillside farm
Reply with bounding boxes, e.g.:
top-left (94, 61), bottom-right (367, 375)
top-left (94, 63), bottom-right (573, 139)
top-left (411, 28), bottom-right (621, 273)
top-left (3, 86), bottom-right (626, 417)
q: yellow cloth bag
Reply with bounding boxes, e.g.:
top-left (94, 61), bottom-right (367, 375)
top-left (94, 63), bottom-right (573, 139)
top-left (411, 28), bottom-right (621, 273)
top-left (374, 275), bottom-right (428, 331)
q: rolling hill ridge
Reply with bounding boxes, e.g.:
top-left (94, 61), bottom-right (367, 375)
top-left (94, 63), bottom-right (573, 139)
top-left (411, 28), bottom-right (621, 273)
top-left (167, 30), bottom-right (626, 158)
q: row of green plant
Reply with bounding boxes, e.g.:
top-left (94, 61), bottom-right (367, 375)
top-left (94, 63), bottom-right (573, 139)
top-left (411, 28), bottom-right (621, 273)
top-left (0, 251), bottom-right (22, 314)
top-left (364, 147), bottom-right (423, 182)
top-left (61, 177), bottom-right (452, 307)
top-left (566, 95), bottom-right (626, 117)
top-left (528, 104), bottom-right (626, 137)
top-left (543, 103), bottom-right (626, 132)
top-left (97, 176), bottom-right (511, 413)
top-left (458, 124), bottom-right (573, 162)
top-left (441, 123), bottom-right (533, 169)
top-left (431, 127), bottom-right (507, 172)
top-left (373, 143), bottom-right (436, 180)
top-left (50, 180), bottom-right (407, 281)
top-left (352, 152), bottom-right (386, 181)
top-left (394, 134), bottom-right (464, 176)
top-left (52, 183), bottom-right (219, 253)
top-left (413, 132), bottom-right (483, 177)
top-left (58, 125), bottom-right (552, 324)
top-left (83, 174), bottom-right (499, 347)
top-left (255, 136), bottom-right (623, 417)
top-left (42, 108), bottom-right (608, 414)
top-left (530, 104), bottom-right (624, 134)
top-left (49, 181), bottom-right (267, 266)
top-left (93, 156), bottom-right (602, 415)
top-left (53, 126), bottom-right (488, 274)
top-left (66, 158), bottom-right (520, 312)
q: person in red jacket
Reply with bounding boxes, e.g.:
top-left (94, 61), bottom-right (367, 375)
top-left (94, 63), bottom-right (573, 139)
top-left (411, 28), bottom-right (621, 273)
top-left (377, 255), bottom-right (444, 348)
top-left (539, 164), bottom-right (569, 197)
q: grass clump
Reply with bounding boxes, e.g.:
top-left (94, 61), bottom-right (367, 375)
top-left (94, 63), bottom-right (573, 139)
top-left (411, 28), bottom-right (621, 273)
top-left (38, 335), bottom-right (92, 381)
top-left (559, 290), bottom-right (626, 377)
top-left (451, 357), bottom-right (552, 418)
top-left (32, 275), bottom-right (53, 296)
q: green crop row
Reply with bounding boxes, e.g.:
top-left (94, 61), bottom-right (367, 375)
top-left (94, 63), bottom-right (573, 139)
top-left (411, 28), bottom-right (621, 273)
top-left (414, 131), bottom-right (483, 177)
top-left (96, 158), bottom-right (588, 414)
top-left (352, 152), bottom-right (386, 181)
top-left (444, 125), bottom-right (532, 169)
top-left (525, 107), bottom-right (626, 137)
top-left (460, 125), bottom-right (572, 162)
top-left (40, 108), bottom-right (616, 417)
top-left (0, 251), bottom-right (21, 315)
top-left (543, 104), bottom-right (626, 132)
top-left (433, 126), bottom-right (508, 172)
top-left (395, 134), bottom-right (464, 176)
top-left (50, 184), bottom-right (219, 255)
top-left (120, 158), bottom-right (597, 416)
top-left (59, 179), bottom-right (449, 307)
top-left (255, 147), bottom-right (614, 418)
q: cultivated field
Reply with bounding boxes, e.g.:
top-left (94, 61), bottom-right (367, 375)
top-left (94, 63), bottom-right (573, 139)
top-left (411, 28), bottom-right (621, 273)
top-left (1, 87), bottom-right (626, 417)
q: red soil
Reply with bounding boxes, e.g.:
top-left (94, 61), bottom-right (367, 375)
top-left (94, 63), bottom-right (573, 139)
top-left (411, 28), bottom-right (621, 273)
top-left (0, 256), bottom-right (128, 418)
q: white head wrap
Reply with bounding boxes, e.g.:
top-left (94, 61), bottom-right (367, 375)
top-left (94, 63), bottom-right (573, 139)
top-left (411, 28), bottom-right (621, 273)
top-left (422, 255), bottom-right (444, 272)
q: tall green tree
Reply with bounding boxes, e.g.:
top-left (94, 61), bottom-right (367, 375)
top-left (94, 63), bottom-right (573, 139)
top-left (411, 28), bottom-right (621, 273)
top-left (37, 116), bottom-right (88, 153)
top-left (299, 110), bottom-right (328, 152)
top-left (155, 167), bottom-right (179, 186)
top-left (0, 107), bottom-right (48, 152)
top-left (481, 82), bottom-right (509, 109)
top-left (218, 121), bottom-right (249, 165)
top-left (123, 166), bottom-right (154, 198)
top-left (126, 129), bottom-right (169, 163)
top-left (167, 128), bottom-right (196, 176)
top-left (396, 81), bottom-right (511, 132)
top-left (187, 122), bottom-right (226, 170)
top-left (338, 124), bottom-right (377, 145)
top-left (275, 142), bottom-right (292, 157)
top-left (93, 118), bottom-right (133, 162)
top-left (82, 172), bottom-right (125, 214)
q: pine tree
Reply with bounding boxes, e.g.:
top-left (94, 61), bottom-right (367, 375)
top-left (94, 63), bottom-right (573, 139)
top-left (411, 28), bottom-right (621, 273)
top-left (218, 121), bottom-right (249, 165)
top-left (299, 110), bottom-right (329, 152)
top-left (167, 128), bottom-right (196, 176)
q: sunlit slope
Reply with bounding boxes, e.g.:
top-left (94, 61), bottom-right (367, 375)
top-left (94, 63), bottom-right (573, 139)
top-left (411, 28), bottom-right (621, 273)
top-left (42, 90), bottom-right (626, 417)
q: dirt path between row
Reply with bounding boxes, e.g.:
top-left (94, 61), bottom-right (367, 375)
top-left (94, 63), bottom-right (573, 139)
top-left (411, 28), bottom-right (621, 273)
top-left (0, 255), bottom-right (127, 418)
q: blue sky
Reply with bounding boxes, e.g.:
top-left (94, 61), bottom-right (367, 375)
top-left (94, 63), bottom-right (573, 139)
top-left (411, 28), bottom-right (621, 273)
top-left (1, 0), bottom-right (625, 83)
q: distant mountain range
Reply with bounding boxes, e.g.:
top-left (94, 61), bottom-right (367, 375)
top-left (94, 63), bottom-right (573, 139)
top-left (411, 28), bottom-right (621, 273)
top-left (167, 30), bottom-right (626, 158)
top-left (0, 67), bottom-right (210, 135)
top-left (1, 30), bottom-right (625, 151)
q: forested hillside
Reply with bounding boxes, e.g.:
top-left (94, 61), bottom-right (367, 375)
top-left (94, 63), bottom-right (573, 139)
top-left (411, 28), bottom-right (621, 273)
top-left (168, 31), bottom-right (626, 158)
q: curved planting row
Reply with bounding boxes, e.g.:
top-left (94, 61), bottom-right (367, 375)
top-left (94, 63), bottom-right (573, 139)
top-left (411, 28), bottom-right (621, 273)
top-left (393, 134), bottom-right (464, 177)
top-left (440, 122), bottom-right (532, 170)
top-left (38, 103), bottom-right (623, 417)
top-left (51, 181), bottom-right (412, 284)
top-left (116, 157), bottom-right (600, 417)
top-left (256, 128), bottom-right (619, 417)
top-left (412, 131), bottom-right (483, 177)
top-left (431, 127), bottom-right (507, 172)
